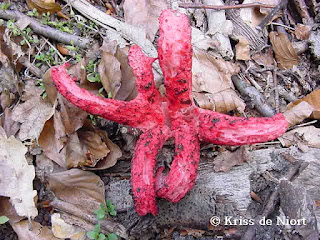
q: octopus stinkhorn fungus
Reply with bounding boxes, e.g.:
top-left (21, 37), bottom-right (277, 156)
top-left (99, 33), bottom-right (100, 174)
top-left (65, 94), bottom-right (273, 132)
top-left (51, 9), bottom-right (289, 216)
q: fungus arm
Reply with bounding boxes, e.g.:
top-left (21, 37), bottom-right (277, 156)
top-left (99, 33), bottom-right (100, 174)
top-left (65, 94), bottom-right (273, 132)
top-left (156, 123), bottom-right (200, 202)
top-left (131, 126), bottom-right (171, 216)
top-left (158, 9), bottom-right (193, 112)
top-left (198, 109), bottom-right (289, 145)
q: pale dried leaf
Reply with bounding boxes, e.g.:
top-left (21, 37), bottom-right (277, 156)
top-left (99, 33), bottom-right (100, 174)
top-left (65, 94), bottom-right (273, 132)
top-left (98, 41), bottom-right (122, 98)
top-left (295, 24), bottom-right (312, 40)
top-left (48, 169), bottom-right (105, 212)
top-left (269, 31), bottom-right (300, 69)
top-left (193, 89), bottom-right (245, 113)
top-left (213, 146), bottom-right (250, 172)
top-left (235, 36), bottom-right (250, 60)
top-left (12, 220), bottom-right (60, 240)
top-left (51, 213), bottom-right (86, 239)
top-left (0, 133), bottom-right (37, 218)
top-left (0, 90), bottom-right (15, 110)
top-left (251, 48), bottom-right (274, 67)
top-left (123, 0), bottom-right (168, 41)
top-left (284, 101), bottom-right (313, 126)
top-left (279, 126), bottom-right (320, 148)
top-left (240, 0), bottom-right (280, 26)
top-left (12, 82), bottom-right (55, 141)
top-left (192, 49), bottom-right (240, 94)
top-left (287, 89), bottom-right (320, 119)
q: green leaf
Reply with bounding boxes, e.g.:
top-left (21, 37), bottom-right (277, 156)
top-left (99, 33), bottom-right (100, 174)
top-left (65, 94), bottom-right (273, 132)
top-left (98, 233), bottom-right (106, 240)
top-left (87, 231), bottom-right (98, 239)
top-left (109, 210), bottom-right (117, 216)
top-left (0, 216), bottom-right (9, 224)
top-left (94, 223), bottom-right (101, 233)
top-left (107, 233), bottom-right (118, 240)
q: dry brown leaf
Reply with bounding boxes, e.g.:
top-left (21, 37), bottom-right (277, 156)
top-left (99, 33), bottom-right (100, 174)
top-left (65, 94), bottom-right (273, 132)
top-left (192, 49), bottom-right (240, 94)
top-left (0, 108), bottom-right (20, 137)
top-left (284, 101), bottom-right (313, 126)
top-left (114, 46), bottom-right (136, 101)
top-left (240, 0), bottom-right (280, 26)
top-left (251, 48), bottom-right (274, 67)
top-left (287, 89), bottom-right (320, 119)
top-left (193, 89), bottom-right (245, 113)
top-left (48, 169), bottom-right (105, 212)
top-left (11, 82), bottom-right (55, 141)
top-left (26, 0), bottom-right (62, 14)
top-left (213, 146), bottom-right (250, 172)
top-left (0, 197), bottom-right (24, 223)
top-left (235, 36), bottom-right (250, 60)
top-left (123, 0), bottom-right (168, 41)
top-left (180, 228), bottom-right (205, 238)
top-left (0, 130), bottom-right (38, 218)
top-left (12, 220), bottom-right (60, 240)
top-left (295, 24), bottom-right (312, 40)
top-left (39, 118), bottom-right (88, 169)
top-left (279, 126), bottom-right (320, 148)
top-left (98, 41), bottom-right (122, 98)
top-left (269, 31), bottom-right (300, 69)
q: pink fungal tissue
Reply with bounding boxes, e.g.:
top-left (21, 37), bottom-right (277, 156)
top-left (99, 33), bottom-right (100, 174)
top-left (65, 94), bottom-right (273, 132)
top-left (51, 9), bottom-right (288, 216)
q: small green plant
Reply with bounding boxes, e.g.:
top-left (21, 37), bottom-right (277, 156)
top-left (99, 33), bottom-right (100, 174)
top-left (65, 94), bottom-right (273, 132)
top-left (87, 201), bottom-right (118, 240)
top-left (0, 216), bottom-right (9, 224)
top-left (1, 2), bottom-right (10, 10)
top-left (40, 12), bottom-right (73, 33)
top-left (7, 20), bottom-right (39, 45)
top-left (27, 8), bottom-right (39, 17)
top-left (35, 47), bottom-right (58, 67)
top-left (36, 80), bottom-right (48, 99)
top-left (86, 60), bottom-right (101, 83)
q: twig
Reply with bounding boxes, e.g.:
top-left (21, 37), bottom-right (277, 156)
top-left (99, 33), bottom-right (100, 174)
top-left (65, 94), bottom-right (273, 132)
top-left (273, 70), bottom-right (280, 113)
top-left (268, 22), bottom-right (295, 31)
top-left (178, 3), bottom-right (275, 10)
top-left (42, 37), bottom-right (66, 63)
top-left (257, 0), bottom-right (288, 31)
top-left (0, 9), bottom-right (90, 48)
top-left (232, 74), bottom-right (276, 117)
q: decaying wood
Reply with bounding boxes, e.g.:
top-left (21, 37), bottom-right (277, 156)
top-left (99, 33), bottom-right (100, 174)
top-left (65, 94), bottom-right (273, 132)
top-left (104, 147), bottom-right (320, 239)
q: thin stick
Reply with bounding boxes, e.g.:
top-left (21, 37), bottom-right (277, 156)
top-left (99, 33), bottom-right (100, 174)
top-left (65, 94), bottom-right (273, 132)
top-left (258, 0), bottom-right (288, 30)
top-left (273, 70), bottom-right (280, 113)
top-left (178, 3), bottom-right (275, 10)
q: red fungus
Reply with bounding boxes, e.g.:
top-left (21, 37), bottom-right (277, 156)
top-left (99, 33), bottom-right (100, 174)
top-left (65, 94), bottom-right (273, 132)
top-left (51, 9), bottom-right (289, 216)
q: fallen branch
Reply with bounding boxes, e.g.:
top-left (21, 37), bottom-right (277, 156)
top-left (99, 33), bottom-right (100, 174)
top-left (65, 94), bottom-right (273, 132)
top-left (62, 0), bottom-right (157, 57)
top-left (178, 3), bottom-right (275, 10)
top-left (232, 74), bottom-right (276, 117)
top-left (0, 9), bottom-right (90, 48)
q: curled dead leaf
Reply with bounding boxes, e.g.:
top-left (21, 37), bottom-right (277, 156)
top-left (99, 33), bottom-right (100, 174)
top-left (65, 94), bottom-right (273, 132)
top-left (12, 220), bottom-right (60, 240)
top-left (269, 31), bottom-right (300, 69)
top-left (213, 146), bottom-right (250, 172)
top-left (192, 49), bottom-right (240, 94)
top-left (287, 89), bottom-right (320, 120)
top-left (279, 126), bottom-right (320, 148)
top-left (48, 169), bottom-right (105, 213)
top-left (284, 101), bottom-right (314, 126)
top-left (26, 0), bottom-right (62, 14)
top-left (295, 24), bottom-right (312, 40)
top-left (193, 89), bottom-right (245, 113)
